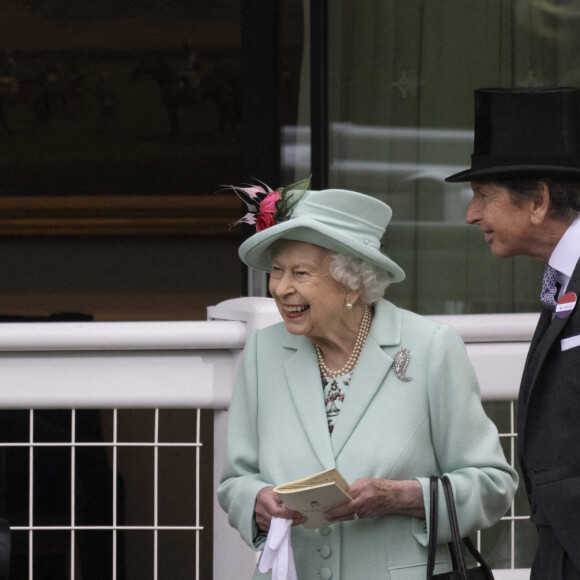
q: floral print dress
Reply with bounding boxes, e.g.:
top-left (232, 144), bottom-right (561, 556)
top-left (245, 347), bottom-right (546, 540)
top-left (322, 371), bottom-right (353, 434)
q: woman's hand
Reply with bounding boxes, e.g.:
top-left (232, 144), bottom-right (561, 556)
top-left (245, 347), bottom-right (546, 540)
top-left (324, 478), bottom-right (425, 522)
top-left (255, 486), bottom-right (308, 532)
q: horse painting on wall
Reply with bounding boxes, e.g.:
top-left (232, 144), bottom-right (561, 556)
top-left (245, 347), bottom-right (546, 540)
top-left (0, 0), bottom-right (242, 198)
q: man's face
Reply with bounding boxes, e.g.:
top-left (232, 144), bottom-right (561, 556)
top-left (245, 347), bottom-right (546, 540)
top-left (465, 182), bottom-right (538, 258)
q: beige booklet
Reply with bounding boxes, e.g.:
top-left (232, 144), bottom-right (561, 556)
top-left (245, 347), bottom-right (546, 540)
top-left (273, 467), bottom-right (352, 530)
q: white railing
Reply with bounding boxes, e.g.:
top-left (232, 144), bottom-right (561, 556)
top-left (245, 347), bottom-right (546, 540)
top-left (0, 298), bottom-right (537, 579)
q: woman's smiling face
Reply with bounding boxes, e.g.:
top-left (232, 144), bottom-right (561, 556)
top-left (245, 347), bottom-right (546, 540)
top-left (268, 240), bottom-right (350, 340)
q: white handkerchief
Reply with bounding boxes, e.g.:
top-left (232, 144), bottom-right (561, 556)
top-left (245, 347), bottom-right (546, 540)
top-left (561, 334), bottom-right (580, 351)
top-left (258, 517), bottom-right (297, 580)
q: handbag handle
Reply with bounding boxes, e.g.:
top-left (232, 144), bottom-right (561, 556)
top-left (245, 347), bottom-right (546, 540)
top-left (427, 475), bottom-right (494, 580)
top-left (426, 476), bottom-right (439, 577)
top-left (442, 476), bottom-right (494, 577)
top-left (441, 475), bottom-right (470, 578)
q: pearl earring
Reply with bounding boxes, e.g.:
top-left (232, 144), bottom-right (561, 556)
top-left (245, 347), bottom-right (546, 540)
top-left (346, 303), bottom-right (353, 310)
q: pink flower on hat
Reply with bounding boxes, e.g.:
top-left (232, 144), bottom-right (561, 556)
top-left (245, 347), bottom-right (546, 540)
top-left (223, 175), bottom-right (311, 232)
top-left (256, 191), bottom-right (280, 231)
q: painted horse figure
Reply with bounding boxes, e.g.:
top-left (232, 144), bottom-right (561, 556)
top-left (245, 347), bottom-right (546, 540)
top-left (0, 68), bottom-right (87, 135)
top-left (133, 57), bottom-right (239, 137)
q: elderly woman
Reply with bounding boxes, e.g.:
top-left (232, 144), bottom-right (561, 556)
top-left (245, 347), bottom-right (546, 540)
top-left (218, 180), bottom-right (518, 579)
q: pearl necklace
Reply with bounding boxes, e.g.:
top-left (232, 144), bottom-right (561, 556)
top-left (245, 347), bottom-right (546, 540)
top-left (315, 305), bottom-right (372, 377)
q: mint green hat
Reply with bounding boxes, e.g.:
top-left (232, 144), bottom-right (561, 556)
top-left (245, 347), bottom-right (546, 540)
top-left (238, 188), bottom-right (405, 283)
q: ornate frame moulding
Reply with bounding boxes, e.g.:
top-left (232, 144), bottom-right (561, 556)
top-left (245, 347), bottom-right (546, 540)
top-left (0, 195), bottom-right (244, 237)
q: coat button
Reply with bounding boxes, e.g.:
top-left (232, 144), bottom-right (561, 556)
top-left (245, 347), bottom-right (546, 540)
top-left (319, 568), bottom-right (332, 579)
top-left (317, 544), bottom-right (331, 559)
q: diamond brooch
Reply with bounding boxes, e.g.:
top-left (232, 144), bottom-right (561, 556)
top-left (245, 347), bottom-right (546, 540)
top-left (393, 348), bottom-right (413, 382)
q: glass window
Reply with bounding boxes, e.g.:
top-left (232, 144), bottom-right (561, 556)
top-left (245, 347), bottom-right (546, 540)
top-left (284, 0), bottom-right (580, 314)
top-left (280, 4), bottom-right (569, 567)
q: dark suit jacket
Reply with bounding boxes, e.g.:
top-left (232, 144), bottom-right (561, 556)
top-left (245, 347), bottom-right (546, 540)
top-left (518, 256), bottom-right (580, 570)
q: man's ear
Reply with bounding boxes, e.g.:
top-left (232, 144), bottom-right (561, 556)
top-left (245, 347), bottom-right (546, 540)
top-left (530, 183), bottom-right (551, 225)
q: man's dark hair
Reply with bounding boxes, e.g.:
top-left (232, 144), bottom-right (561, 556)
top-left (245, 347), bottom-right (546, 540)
top-left (491, 178), bottom-right (580, 222)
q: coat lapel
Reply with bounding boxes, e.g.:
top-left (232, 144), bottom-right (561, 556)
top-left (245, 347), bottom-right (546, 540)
top-left (281, 300), bottom-right (403, 465)
top-left (283, 335), bottom-right (336, 469)
top-left (330, 301), bottom-right (402, 458)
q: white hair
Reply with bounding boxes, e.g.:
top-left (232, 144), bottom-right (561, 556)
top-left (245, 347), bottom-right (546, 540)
top-left (328, 253), bottom-right (390, 305)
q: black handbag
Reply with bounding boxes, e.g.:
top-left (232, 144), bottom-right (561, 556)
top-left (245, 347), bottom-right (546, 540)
top-left (427, 475), bottom-right (494, 580)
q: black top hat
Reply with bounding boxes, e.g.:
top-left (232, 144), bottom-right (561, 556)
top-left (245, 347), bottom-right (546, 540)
top-left (445, 87), bottom-right (580, 182)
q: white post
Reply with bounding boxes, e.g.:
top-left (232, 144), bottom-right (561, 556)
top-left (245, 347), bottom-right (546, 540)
top-left (210, 298), bottom-right (281, 580)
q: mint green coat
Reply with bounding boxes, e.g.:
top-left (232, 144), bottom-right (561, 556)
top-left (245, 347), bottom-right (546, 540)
top-left (218, 299), bottom-right (518, 579)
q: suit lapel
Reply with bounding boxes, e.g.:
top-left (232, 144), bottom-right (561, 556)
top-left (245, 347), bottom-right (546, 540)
top-left (520, 258), bottom-right (580, 445)
top-left (518, 308), bottom-right (550, 431)
top-left (330, 300), bottom-right (401, 458)
top-left (529, 258), bottom-right (580, 387)
top-left (526, 314), bottom-right (570, 393)
top-left (330, 339), bottom-right (394, 458)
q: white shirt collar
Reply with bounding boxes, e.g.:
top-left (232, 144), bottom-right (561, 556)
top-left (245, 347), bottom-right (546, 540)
top-left (549, 215), bottom-right (580, 279)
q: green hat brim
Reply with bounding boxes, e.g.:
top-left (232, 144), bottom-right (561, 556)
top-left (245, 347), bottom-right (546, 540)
top-left (238, 216), bottom-right (405, 283)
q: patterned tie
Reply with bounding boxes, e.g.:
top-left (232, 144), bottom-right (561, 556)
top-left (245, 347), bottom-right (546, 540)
top-left (540, 264), bottom-right (561, 311)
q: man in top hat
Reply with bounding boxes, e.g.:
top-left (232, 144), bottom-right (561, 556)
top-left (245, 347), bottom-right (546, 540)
top-left (446, 87), bottom-right (580, 580)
